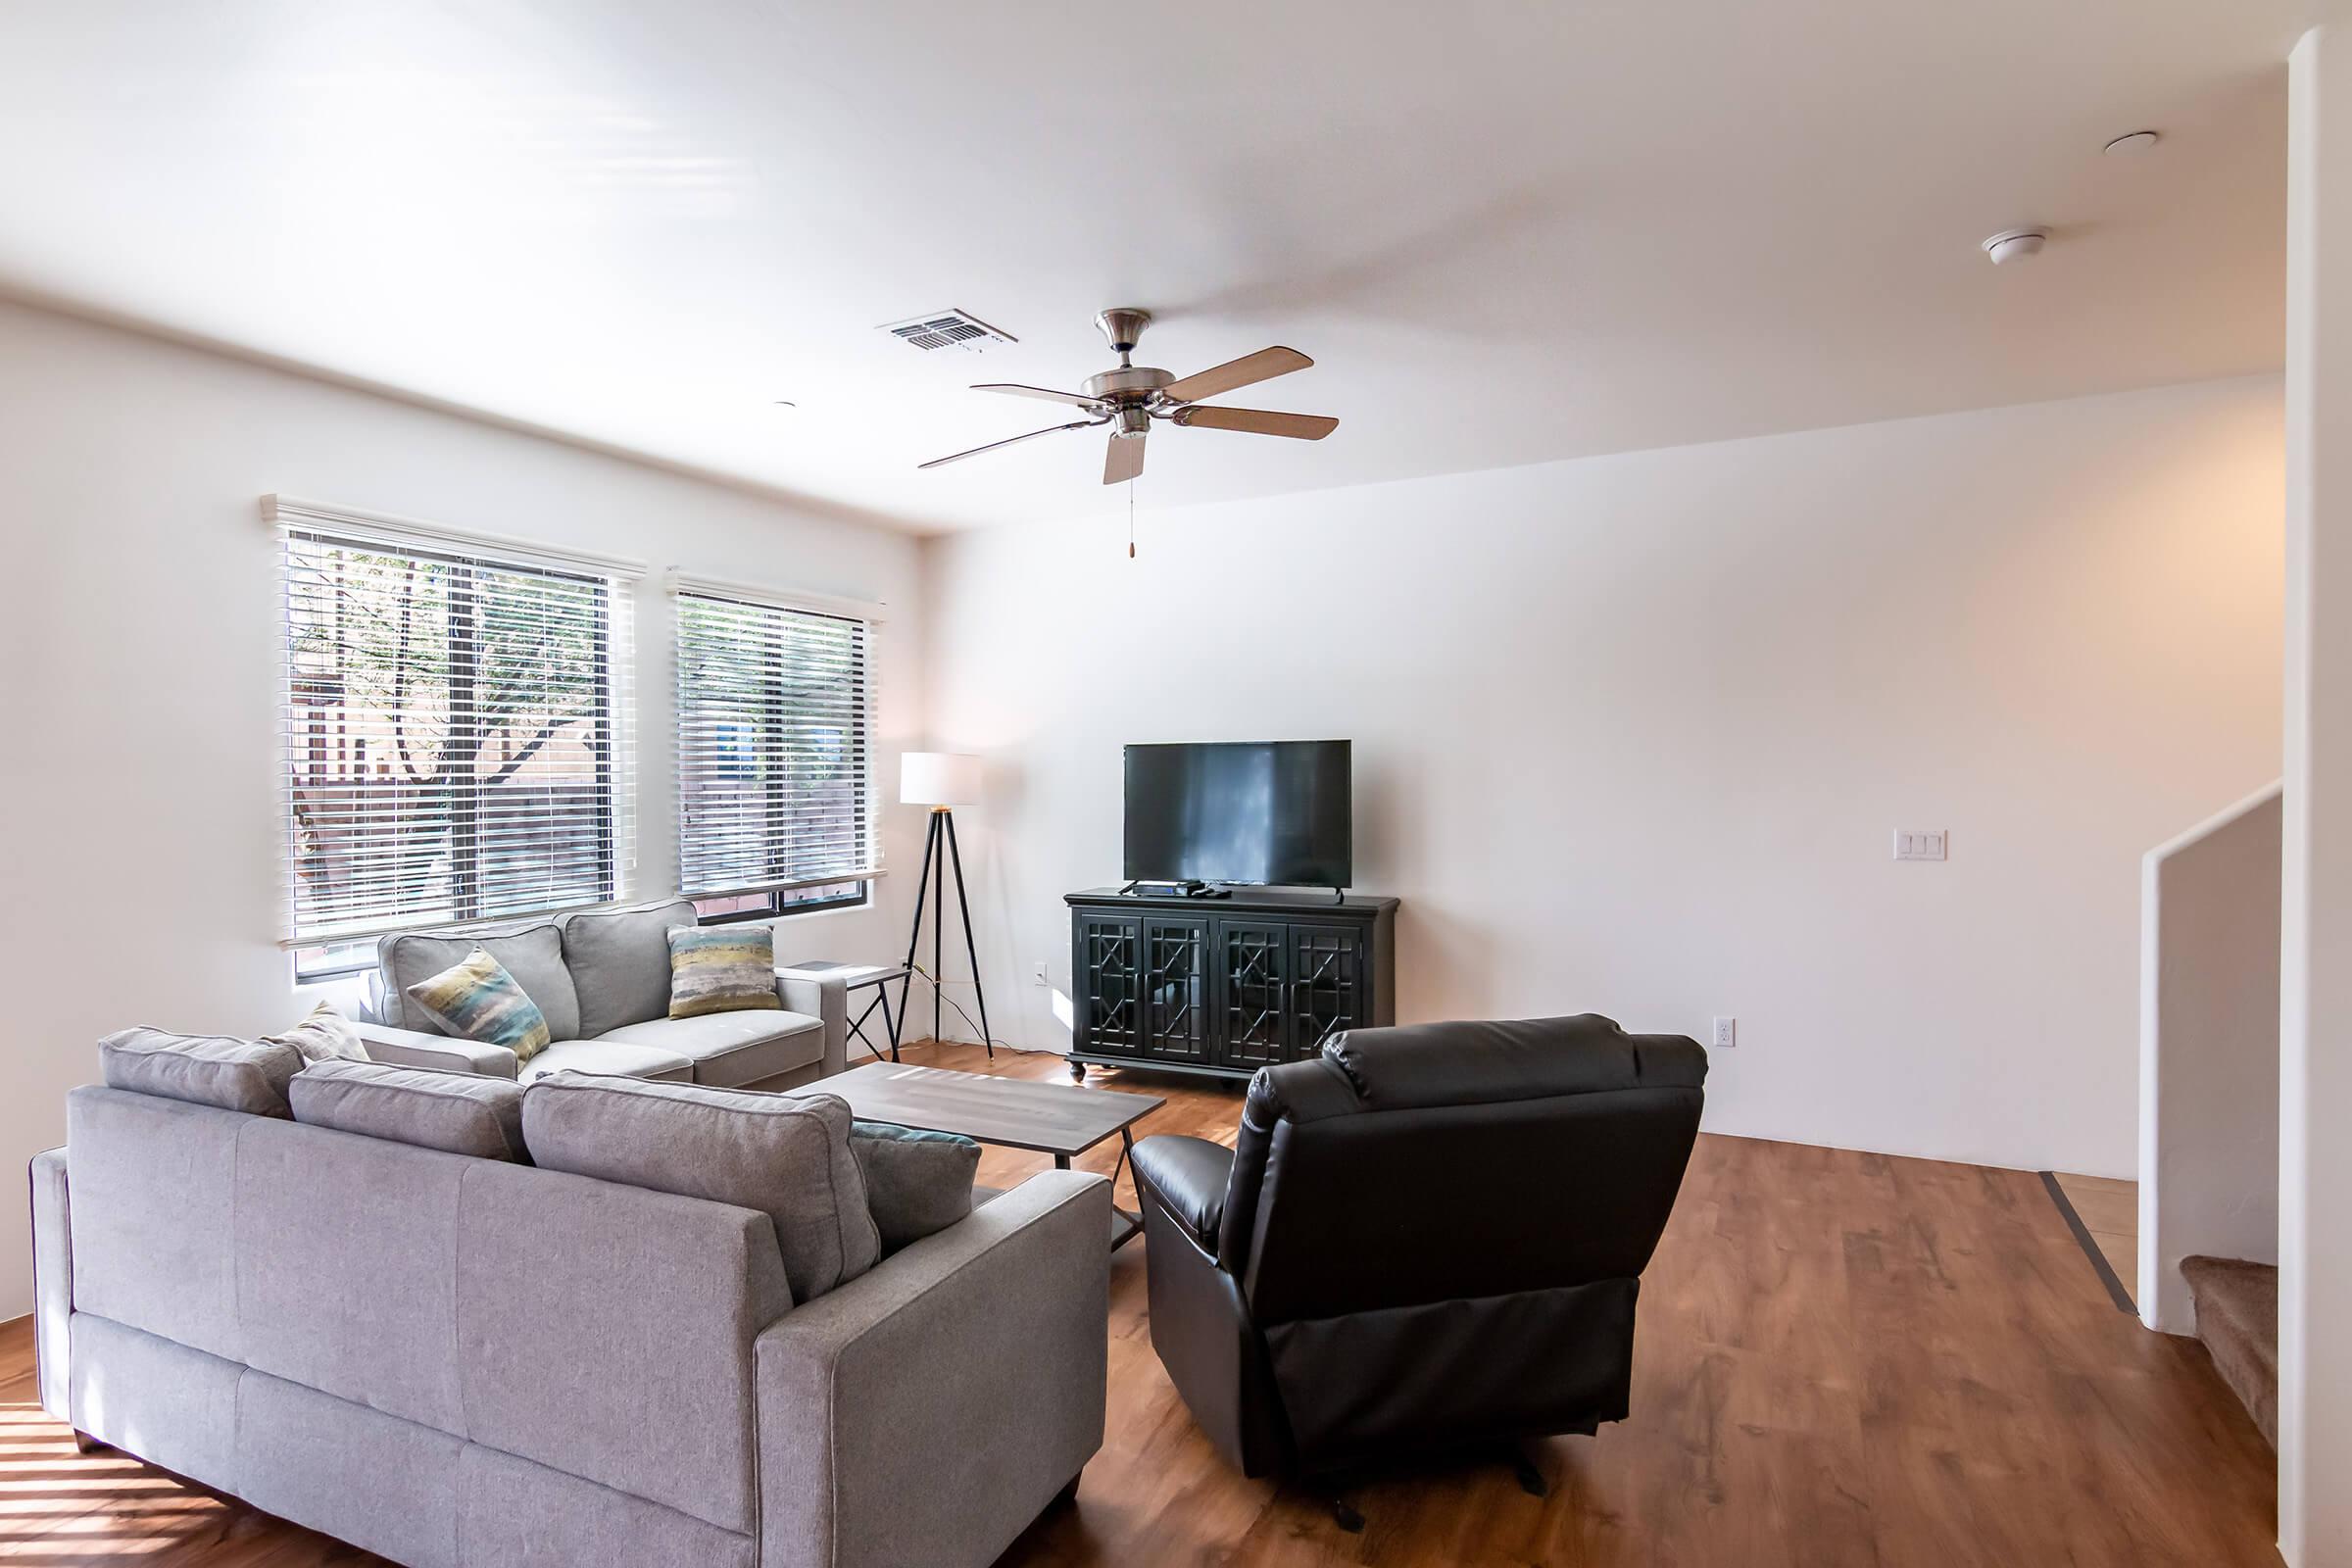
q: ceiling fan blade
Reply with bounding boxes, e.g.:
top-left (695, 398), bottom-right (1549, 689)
top-left (1103, 432), bottom-right (1146, 485)
top-left (1172, 406), bottom-right (1339, 440)
top-left (918, 419), bottom-right (1098, 470)
top-left (1160, 346), bottom-right (1312, 405)
top-left (972, 382), bottom-right (1107, 410)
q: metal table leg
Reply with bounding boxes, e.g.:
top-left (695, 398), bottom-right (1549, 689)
top-left (1107, 1128), bottom-right (1143, 1250)
top-left (848, 992), bottom-right (891, 1063)
top-left (876, 981), bottom-right (902, 1062)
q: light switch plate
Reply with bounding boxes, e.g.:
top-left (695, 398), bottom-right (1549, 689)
top-left (1893, 829), bottom-right (1948, 861)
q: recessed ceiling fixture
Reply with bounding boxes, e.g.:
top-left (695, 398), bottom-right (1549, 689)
top-left (2103, 129), bottom-right (2161, 155)
top-left (917, 308), bottom-right (1338, 486)
top-left (1982, 227), bottom-right (2047, 266)
top-left (771, 399), bottom-right (797, 408)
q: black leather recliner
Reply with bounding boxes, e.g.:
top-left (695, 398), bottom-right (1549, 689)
top-left (1128, 1013), bottom-right (1707, 1480)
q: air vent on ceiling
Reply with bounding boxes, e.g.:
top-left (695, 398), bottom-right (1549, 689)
top-left (880, 309), bottom-right (1016, 353)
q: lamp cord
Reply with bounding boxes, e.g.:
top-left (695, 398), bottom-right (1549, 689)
top-left (906, 961), bottom-right (1012, 1052)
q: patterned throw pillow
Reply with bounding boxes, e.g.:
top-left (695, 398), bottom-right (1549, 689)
top-left (667, 925), bottom-right (784, 1019)
top-left (404, 947), bottom-right (552, 1062)
top-left (262, 1000), bottom-right (370, 1064)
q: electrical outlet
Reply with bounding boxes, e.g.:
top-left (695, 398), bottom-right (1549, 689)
top-left (1711, 1016), bottom-right (1737, 1050)
top-left (1893, 828), bottom-right (1948, 861)
top-left (1031, 960), bottom-right (1050, 987)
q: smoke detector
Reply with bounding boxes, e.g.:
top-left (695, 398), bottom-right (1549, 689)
top-left (1982, 227), bottom-right (2048, 266)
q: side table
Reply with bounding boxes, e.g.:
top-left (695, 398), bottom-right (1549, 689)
top-left (777, 961), bottom-right (912, 1063)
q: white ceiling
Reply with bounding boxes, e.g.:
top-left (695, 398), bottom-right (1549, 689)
top-left (0, 1), bottom-right (2316, 533)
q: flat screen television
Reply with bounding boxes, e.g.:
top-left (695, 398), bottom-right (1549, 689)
top-left (1123, 740), bottom-right (1352, 889)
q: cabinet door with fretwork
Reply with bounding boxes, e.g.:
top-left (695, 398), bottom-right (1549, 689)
top-left (1215, 920), bottom-right (1291, 1070)
top-left (1286, 922), bottom-right (1368, 1060)
top-left (1141, 916), bottom-right (1211, 1063)
top-left (1073, 912), bottom-right (1144, 1056)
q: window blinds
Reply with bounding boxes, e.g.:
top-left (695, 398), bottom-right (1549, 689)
top-left (278, 515), bottom-right (635, 945)
top-left (675, 588), bottom-right (876, 900)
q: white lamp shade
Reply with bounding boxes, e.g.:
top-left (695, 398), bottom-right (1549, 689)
top-left (901, 752), bottom-right (982, 807)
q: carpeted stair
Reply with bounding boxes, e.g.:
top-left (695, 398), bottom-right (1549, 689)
top-left (2181, 1255), bottom-right (2278, 1448)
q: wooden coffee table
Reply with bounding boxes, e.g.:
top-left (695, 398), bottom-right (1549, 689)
top-left (825, 1061), bottom-right (1165, 1250)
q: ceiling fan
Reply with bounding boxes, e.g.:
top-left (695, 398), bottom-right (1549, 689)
top-left (918, 308), bottom-right (1337, 484)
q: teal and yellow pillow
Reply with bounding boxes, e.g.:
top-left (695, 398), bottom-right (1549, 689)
top-left (667, 925), bottom-right (784, 1019)
top-left (404, 946), bottom-right (552, 1062)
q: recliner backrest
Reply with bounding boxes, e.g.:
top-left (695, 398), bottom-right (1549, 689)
top-left (1218, 1015), bottom-right (1707, 1325)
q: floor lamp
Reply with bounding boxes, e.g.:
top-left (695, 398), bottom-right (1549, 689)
top-left (897, 753), bottom-right (991, 1057)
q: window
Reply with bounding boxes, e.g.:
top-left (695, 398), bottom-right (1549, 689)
top-left (690, 882), bottom-right (867, 924)
top-left (675, 588), bottom-right (875, 915)
top-left (278, 515), bottom-right (631, 946)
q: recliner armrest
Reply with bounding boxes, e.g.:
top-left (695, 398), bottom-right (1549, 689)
top-left (354, 1021), bottom-right (520, 1080)
top-left (1131, 1134), bottom-right (1234, 1255)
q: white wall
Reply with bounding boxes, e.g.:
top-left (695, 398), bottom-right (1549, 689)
top-left (2281, 24), bottom-right (2352, 1567)
top-left (0, 297), bottom-right (926, 1318)
top-left (2137, 785), bottom-right (2280, 1336)
top-left (924, 376), bottom-right (2283, 1178)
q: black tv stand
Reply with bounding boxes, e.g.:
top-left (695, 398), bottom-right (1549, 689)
top-left (1065, 886), bottom-right (1398, 1082)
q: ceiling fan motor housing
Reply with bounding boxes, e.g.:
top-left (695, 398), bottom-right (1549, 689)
top-left (1083, 365), bottom-right (1176, 404)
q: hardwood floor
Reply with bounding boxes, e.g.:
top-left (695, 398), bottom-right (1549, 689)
top-left (0, 1042), bottom-right (2278, 1566)
top-left (2052, 1171), bottom-right (2140, 1303)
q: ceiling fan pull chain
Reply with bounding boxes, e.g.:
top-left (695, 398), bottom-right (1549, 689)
top-left (1128, 474), bottom-right (1137, 559)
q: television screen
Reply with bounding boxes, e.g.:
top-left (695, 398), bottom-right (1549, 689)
top-left (1123, 740), bottom-right (1351, 888)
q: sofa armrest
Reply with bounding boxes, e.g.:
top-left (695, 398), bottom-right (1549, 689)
top-left (354, 1021), bottom-right (519, 1080)
top-left (28, 1149), bottom-right (71, 1423)
top-left (754, 1170), bottom-right (1109, 1568)
top-left (1131, 1134), bottom-right (1234, 1255)
top-left (773, 968), bottom-right (849, 1080)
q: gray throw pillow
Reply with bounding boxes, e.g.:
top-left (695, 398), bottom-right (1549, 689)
top-left (521, 1075), bottom-right (881, 1303)
top-left (291, 1058), bottom-right (528, 1161)
top-left (99, 1027), bottom-right (301, 1116)
top-left (851, 1120), bottom-right (980, 1252)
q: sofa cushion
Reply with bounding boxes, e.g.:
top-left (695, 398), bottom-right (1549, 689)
top-left (261, 1000), bottom-right (369, 1064)
top-left (289, 1058), bottom-right (528, 1161)
top-left (666, 925), bottom-right (785, 1019)
top-left (517, 1038), bottom-right (696, 1086)
top-left (99, 1027), bottom-right (300, 1116)
top-left (850, 1120), bottom-right (981, 1251)
top-left (561, 899), bottom-right (698, 1038)
top-left (598, 1009), bottom-right (824, 1089)
top-left (404, 948), bottom-right (552, 1063)
top-left (382, 921), bottom-right (580, 1043)
top-left (520, 1077), bottom-right (880, 1302)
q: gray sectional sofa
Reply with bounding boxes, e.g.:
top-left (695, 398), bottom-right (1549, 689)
top-left (30, 1061), bottom-right (1112, 1568)
top-left (358, 898), bottom-right (849, 1091)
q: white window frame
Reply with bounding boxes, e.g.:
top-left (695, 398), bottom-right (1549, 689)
top-left (671, 573), bottom-right (883, 921)
top-left (268, 495), bottom-right (643, 952)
